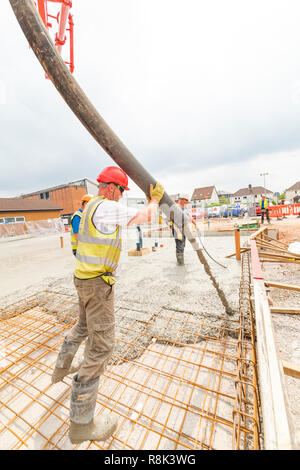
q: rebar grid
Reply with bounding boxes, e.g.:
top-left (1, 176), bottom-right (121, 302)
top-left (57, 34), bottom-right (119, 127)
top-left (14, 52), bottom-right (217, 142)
top-left (232, 251), bottom-right (261, 450)
top-left (0, 288), bottom-right (260, 450)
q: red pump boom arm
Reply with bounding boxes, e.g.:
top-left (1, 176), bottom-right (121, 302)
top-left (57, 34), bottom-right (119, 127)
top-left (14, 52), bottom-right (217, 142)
top-left (36, 0), bottom-right (74, 73)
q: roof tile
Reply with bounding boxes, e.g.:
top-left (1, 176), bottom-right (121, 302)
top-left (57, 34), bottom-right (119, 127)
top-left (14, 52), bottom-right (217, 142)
top-left (0, 198), bottom-right (63, 212)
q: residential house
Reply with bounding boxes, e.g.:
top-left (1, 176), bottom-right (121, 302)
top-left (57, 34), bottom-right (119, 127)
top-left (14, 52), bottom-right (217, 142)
top-left (217, 190), bottom-right (233, 203)
top-left (20, 177), bottom-right (98, 222)
top-left (0, 198), bottom-right (63, 224)
top-left (230, 186), bottom-right (273, 206)
top-left (191, 186), bottom-right (219, 206)
top-left (285, 182), bottom-right (300, 203)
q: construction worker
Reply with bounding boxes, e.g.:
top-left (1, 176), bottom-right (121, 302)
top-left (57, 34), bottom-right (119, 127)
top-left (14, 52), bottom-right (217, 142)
top-left (260, 194), bottom-right (270, 224)
top-left (70, 194), bottom-right (93, 256)
top-left (170, 193), bottom-right (193, 266)
top-left (51, 166), bottom-right (164, 444)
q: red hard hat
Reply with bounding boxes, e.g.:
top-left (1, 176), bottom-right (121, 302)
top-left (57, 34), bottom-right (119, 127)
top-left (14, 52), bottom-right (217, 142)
top-left (97, 166), bottom-right (130, 190)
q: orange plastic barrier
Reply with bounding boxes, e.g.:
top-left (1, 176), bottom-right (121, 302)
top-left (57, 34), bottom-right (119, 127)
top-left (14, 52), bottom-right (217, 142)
top-left (268, 203), bottom-right (300, 217)
top-left (268, 205), bottom-right (291, 218)
top-left (292, 203), bottom-right (300, 215)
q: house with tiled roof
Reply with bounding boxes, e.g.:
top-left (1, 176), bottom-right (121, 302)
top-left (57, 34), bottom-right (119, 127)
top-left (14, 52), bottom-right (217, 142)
top-left (191, 186), bottom-right (219, 205)
top-left (230, 186), bottom-right (273, 205)
top-left (285, 182), bottom-right (300, 203)
top-left (0, 198), bottom-right (63, 225)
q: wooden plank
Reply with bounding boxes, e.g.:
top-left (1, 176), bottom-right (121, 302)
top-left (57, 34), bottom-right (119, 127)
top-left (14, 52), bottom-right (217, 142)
top-left (257, 250), bottom-right (300, 261)
top-left (225, 248), bottom-right (250, 258)
top-left (128, 247), bottom-right (150, 257)
top-left (259, 258), bottom-right (300, 264)
top-left (250, 240), bottom-right (264, 279)
top-left (263, 233), bottom-right (289, 248)
top-left (250, 226), bottom-right (268, 240)
top-left (265, 281), bottom-right (300, 292)
top-left (270, 307), bottom-right (300, 314)
top-left (251, 237), bottom-right (295, 449)
top-left (255, 238), bottom-right (291, 254)
top-left (253, 279), bottom-right (295, 449)
top-left (282, 361), bottom-right (300, 379)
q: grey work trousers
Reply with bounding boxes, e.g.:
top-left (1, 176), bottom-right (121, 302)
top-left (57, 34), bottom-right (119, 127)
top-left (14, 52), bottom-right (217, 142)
top-left (172, 226), bottom-right (186, 253)
top-left (61, 276), bottom-right (115, 383)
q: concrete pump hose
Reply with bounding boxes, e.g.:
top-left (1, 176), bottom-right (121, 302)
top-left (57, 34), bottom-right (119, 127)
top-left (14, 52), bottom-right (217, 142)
top-left (9, 0), bottom-right (232, 315)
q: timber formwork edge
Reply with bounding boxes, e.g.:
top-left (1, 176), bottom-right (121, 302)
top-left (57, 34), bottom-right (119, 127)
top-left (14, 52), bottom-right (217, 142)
top-left (250, 228), bottom-right (296, 449)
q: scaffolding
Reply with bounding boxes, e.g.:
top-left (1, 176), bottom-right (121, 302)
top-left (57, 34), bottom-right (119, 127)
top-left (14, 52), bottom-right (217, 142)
top-left (0, 259), bottom-right (260, 450)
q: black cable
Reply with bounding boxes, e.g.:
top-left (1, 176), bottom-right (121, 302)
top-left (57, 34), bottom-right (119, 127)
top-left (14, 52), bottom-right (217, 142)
top-left (195, 228), bottom-right (227, 269)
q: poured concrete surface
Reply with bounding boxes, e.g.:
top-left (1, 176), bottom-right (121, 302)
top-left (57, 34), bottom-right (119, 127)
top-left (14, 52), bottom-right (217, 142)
top-left (0, 229), bottom-right (243, 317)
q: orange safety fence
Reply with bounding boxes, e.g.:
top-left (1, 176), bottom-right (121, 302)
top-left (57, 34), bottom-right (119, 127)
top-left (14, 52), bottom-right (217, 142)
top-left (268, 203), bottom-right (300, 218)
top-left (191, 204), bottom-right (300, 219)
top-left (0, 218), bottom-right (64, 239)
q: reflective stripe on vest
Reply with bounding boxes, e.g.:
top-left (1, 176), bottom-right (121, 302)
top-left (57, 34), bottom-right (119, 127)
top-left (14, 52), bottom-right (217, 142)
top-left (70, 209), bottom-right (82, 250)
top-left (74, 196), bottom-right (121, 284)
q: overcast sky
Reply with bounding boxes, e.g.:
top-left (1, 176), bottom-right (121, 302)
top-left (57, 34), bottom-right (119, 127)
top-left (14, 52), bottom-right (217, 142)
top-left (1, 0), bottom-right (300, 198)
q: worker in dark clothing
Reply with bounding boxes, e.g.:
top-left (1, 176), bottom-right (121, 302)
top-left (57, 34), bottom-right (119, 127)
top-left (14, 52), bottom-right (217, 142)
top-left (260, 194), bottom-right (270, 224)
top-left (170, 193), bottom-right (193, 266)
top-left (70, 194), bottom-right (93, 256)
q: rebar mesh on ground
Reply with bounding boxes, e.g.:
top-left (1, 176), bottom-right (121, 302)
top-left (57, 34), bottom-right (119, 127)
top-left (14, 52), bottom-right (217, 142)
top-left (0, 288), bottom-right (260, 450)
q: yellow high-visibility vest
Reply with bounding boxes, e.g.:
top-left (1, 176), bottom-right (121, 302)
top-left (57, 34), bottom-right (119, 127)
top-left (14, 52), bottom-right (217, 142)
top-left (70, 209), bottom-right (82, 252)
top-left (74, 196), bottom-right (121, 285)
top-left (260, 199), bottom-right (269, 209)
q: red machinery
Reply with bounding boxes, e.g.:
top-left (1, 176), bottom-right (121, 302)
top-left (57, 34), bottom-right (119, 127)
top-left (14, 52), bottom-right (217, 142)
top-left (35, 0), bottom-right (74, 73)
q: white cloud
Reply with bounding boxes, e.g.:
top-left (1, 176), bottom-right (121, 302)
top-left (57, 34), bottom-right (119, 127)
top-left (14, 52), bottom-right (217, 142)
top-left (1, 0), bottom-right (300, 197)
top-left (151, 148), bottom-right (300, 197)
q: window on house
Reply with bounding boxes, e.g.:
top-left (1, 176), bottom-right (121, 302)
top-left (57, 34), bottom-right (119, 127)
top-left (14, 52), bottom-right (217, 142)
top-left (45, 192), bottom-right (50, 200)
top-left (40, 193), bottom-right (44, 199)
top-left (4, 217), bottom-right (15, 224)
top-left (16, 217), bottom-right (25, 223)
top-left (0, 218), bottom-right (4, 224)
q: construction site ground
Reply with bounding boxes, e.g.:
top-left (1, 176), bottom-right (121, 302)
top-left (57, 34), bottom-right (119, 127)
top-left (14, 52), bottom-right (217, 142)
top-left (0, 217), bottom-right (299, 450)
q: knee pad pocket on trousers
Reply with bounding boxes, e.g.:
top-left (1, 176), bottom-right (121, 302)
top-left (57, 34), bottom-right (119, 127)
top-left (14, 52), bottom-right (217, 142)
top-left (91, 323), bottom-right (115, 354)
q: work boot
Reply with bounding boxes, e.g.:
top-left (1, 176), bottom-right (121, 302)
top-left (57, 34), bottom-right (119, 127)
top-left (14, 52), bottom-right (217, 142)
top-left (51, 355), bottom-right (83, 384)
top-left (69, 374), bottom-right (118, 443)
top-left (69, 415), bottom-right (118, 444)
top-left (176, 253), bottom-right (184, 266)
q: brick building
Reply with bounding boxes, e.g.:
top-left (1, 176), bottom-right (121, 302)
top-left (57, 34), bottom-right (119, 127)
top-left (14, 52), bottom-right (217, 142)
top-left (20, 177), bottom-right (98, 222)
top-left (0, 198), bottom-right (62, 224)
